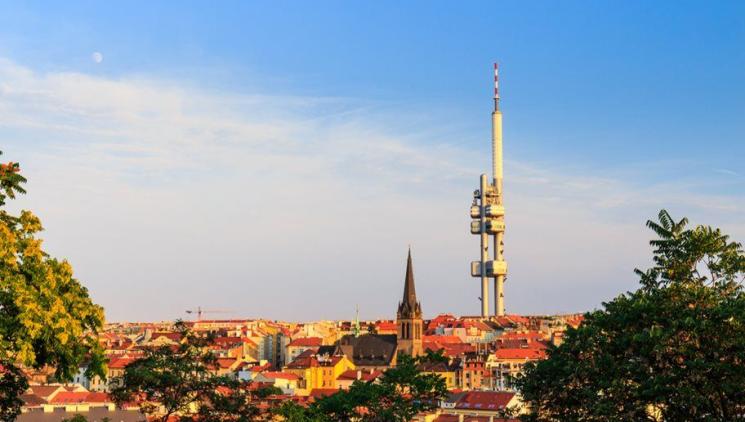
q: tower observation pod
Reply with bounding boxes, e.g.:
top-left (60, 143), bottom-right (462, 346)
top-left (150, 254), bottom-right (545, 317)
top-left (470, 63), bottom-right (508, 318)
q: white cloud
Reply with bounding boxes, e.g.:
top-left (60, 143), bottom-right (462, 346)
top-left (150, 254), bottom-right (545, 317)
top-left (0, 58), bottom-right (742, 321)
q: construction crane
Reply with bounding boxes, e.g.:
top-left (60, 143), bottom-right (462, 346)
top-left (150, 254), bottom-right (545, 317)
top-left (185, 306), bottom-right (234, 321)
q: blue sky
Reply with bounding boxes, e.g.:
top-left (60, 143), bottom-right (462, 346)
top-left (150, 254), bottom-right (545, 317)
top-left (0, 1), bottom-right (743, 321)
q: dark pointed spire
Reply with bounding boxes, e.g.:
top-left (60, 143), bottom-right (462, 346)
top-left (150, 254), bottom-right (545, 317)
top-left (398, 247), bottom-right (422, 319)
top-left (402, 248), bottom-right (416, 305)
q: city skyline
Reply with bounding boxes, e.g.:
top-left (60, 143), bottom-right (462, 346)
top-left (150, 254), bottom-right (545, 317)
top-left (1, 1), bottom-right (744, 321)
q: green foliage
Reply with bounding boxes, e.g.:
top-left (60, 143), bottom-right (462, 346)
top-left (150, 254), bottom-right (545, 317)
top-left (254, 385), bottom-right (283, 399)
top-left (0, 151), bottom-right (105, 420)
top-left (279, 354), bottom-right (448, 422)
top-left (111, 321), bottom-right (260, 422)
top-left (420, 348), bottom-right (448, 364)
top-left (0, 152), bottom-right (26, 209)
top-left (274, 401), bottom-right (326, 422)
top-left (0, 362), bottom-right (27, 421)
top-left (515, 210), bottom-right (745, 422)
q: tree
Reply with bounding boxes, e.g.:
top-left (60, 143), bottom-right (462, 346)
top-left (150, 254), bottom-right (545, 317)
top-left (0, 151), bottom-right (106, 420)
top-left (0, 363), bottom-right (27, 421)
top-left (254, 385), bottom-right (283, 399)
top-left (419, 348), bottom-right (448, 365)
top-left (515, 210), bottom-right (745, 421)
top-left (111, 321), bottom-right (261, 422)
top-left (274, 400), bottom-right (326, 422)
top-left (280, 354), bottom-right (448, 422)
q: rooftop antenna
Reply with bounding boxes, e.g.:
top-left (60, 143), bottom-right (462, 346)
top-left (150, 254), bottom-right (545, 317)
top-left (494, 62), bottom-right (500, 109)
top-left (353, 305), bottom-right (361, 338)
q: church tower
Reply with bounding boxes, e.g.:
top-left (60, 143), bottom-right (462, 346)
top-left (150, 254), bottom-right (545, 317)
top-left (396, 248), bottom-right (423, 357)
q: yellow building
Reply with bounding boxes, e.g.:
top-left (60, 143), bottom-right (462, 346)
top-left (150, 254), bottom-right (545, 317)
top-left (283, 348), bottom-right (355, 393)
top-left (419, 361), bottom-right (457, 390)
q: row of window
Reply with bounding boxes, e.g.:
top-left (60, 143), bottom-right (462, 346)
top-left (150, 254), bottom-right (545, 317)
top-left (400, 321), bottom-right (422, 340)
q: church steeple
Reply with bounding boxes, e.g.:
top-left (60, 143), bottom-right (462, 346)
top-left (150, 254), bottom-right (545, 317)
top-left (396, 248), bottom-right (423, 357)
top-left (398, 248), bottom-right (422, 319)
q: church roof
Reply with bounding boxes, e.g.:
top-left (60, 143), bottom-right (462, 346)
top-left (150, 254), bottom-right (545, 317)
top-left (397, 248), bottom-right (422, 319)
top-left (338, 334), bottom-right (397, 367)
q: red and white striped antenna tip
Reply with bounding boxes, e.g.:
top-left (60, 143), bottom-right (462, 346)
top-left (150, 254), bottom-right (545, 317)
top-left (493, 62), bottom-right (499, 100)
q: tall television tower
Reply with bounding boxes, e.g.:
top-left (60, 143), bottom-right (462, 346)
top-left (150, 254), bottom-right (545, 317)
top-left (470, 63), bottom-right (507, 317)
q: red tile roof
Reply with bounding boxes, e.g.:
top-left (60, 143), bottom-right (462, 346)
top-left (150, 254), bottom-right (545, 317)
top-left (424, 342), bottom-right (476, 357)
top-left (245, 362), bottom-right (273, 372)
top-left (505, 314), bottom-right (531, 325)
top-left (336, 369), bottom-right (383, 382)
top-left (215, 358), bottom-right (238, 369)
top-left (374, 321), bottom-right (398, 331)
top-left (454, 391), bottom-right (516, 410)
top-left (309, 388), bottom-right (340, 399)
top-left (20, 393), bottom-right (47, 406)
top-left (49, 391), bottom-right (112, 404)
top-left (26, 385), bottom-right (63, 399)
top-left (434, 416), bottom-right (518, 422)
top-left (498, 330), bottom-right (544, 341)
top-left (286, 352), bottom-right (343, 369)
top-left (423, 335), bottom-right (463, 344)
top-left (109, 356), bottom-right (138, 369)
top-left (85, 392), bottom-right (111, 403)
top-left (496, 338), bottom-right (548, 350)
top-left (494, 348), bottom-right (546, 360)
top-left (427, 314), bottom-right (458, 332)
top-left (260, 371), bottom-right (299, 381)
top-left (288, 337), bottom-right (322, 347)
top-left (214, 337), bottom-right (244, 347)
top-left (150, 332), bottom-right (182, 342)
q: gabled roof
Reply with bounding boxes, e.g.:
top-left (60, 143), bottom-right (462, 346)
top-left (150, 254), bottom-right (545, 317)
top-left (288, 337), bottom-right (322, 347)
top-left (423, 335), bottom-right (463, 344)
top-left (26, 385), bottom-right (64, 400)
top-left (108, 356), bottom-right (138, 369)
top-left (494, 348), bottom-right (546, 360)
top-left (49, 391), bottom-right (112, 404)
top-left (20, 393), bottom-right (47, 407)
top-left (460, 391), bottom-right (515, 409)
top-left (336, 369), bottom-right (383, 382)
top-left (495, 338), bottom-right (548, 350)
top-left (258, 371), bottom-right (299, 381)
top-left (214, 357), bottom-right (238, 369)
top-left (424, 342), bottom-right (475, 357)
top-left (213, 337), bottom-right (245, 348)
top-left (309, 388), bottom-right (340, 399)
top-left (286, 351), bottom-right (345, 369)
top-left (498, 330), bottom-right (544, 341)
top-left (374, 321), bottom-right (398, 331)
top-left (149, 332), bottom-right (182, 343)
top-left (338, 334), bottom-right (397, 367)
top-left (447, 391), bottom-right (516, 410)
